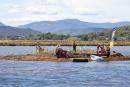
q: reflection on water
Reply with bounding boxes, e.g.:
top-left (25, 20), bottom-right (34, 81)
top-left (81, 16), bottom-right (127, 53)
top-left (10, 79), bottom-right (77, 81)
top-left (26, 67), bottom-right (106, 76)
top-left (0, 61), bottom-right (130, 86)
top-left (0, 46), bottom-right (130, 56)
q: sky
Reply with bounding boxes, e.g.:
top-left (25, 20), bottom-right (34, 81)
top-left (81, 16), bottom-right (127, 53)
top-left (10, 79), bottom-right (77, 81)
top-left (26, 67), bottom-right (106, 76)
top-left (0, 0), bottom-right (130, 26)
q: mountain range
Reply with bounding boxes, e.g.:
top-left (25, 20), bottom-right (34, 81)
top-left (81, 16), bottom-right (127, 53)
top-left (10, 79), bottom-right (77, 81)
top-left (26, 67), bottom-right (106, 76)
top-left (17, 19), bottom-right (130, 34)
top-left (0, 19), bottom-right (130, 36)
top-left (0, 26), bottom-right (43, 36)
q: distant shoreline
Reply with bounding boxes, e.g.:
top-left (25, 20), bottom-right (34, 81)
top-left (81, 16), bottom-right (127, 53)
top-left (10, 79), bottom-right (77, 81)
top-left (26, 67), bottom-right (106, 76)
top-left (0, 40), bottom-right (130, 46)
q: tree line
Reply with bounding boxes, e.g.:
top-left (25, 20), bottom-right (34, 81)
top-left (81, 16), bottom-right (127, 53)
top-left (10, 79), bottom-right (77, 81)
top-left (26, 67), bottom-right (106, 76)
top-left (0, 26), bottom-right (130, 41)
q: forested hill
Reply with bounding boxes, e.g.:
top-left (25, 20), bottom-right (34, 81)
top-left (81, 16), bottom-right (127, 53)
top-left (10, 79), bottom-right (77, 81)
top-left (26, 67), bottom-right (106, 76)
top-left (91, 26), bottom-right (130, 41)
top-left (115, 26), bottom-right (130, 37)
top-left (0, 26), bottom-right (43, 36)
top-left (0, 26), bottom-right (130, 42)
top-left (17, 19), bottom-right (130, 33)
top-left (99, 26), bottom-right (130, 37)
top-left (53, 28), bottom-right (110, 35)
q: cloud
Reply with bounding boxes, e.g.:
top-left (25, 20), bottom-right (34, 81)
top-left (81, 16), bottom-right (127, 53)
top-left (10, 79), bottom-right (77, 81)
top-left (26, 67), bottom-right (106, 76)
top-left (74, 7), bottom-right (99, 15)
top-left (4, 5), bottom-right (11, 8)
top-left (0, 17), bottom-right (36, 23)
top-left (36, 0), bottom-right (58, 5)
top-left (46, 9), bottom-right (61, 15)
top-left (7, 9), bottom-right (21, 13)
top-left (102, 19), bottom-right (121, 23)
top-left (25, 7), bottom-right (61, 15)
top-left (0, 12), bottom-right (4, 14)
top-left (4, 4), bottom-right (19, 8)
top-left (25, 7), bottom-right (45, 14)
top-left (0, 17), bottom-right (36, 26)
top-left (12, 5), bottom-right (19, 8)
top-left (112, 19), bottom-right (121, 23)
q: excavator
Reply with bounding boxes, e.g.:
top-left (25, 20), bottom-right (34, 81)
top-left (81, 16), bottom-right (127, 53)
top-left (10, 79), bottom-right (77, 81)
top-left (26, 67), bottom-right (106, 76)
top-left (36, 46), bottom-right (48, 53)
top-left (97, 43), bottom-right (110, 57)
top-left (55, 48), bottom-right (68, 58)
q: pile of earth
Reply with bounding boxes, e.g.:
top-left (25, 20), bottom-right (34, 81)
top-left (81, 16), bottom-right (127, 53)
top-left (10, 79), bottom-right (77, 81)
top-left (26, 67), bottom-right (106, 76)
top-left (0, 49), bottom-right (130, 62)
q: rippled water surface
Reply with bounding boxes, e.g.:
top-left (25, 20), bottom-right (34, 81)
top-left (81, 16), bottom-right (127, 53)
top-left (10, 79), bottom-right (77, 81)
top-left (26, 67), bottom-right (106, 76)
top-left (1, 61), bottom-right (130, 87)
top-left (0, 46), bottom-right (130, 86)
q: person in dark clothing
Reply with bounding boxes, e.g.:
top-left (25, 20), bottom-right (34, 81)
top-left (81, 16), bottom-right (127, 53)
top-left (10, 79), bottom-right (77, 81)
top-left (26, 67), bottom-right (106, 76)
top-left (72, 41), bottom-right (76, 52)
top-left (105, 45), bottom-right (110, 58)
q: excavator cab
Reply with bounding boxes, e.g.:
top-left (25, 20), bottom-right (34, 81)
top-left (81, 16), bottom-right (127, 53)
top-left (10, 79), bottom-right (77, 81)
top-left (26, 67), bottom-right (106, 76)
top-left (97, 45), bottom-right (104, 56)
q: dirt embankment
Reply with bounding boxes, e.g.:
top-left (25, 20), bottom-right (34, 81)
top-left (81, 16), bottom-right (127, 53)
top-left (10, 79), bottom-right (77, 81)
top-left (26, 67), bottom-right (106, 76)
top-left (0, 50), bottom-right (130, 62)
top-left (0, 51), bottom-right (70, 62)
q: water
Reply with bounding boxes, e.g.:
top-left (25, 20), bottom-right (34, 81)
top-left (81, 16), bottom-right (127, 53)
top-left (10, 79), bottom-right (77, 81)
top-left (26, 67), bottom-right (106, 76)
top-left (0, 61), bottom-right (130, 87)
top-left (0, 46), bottom-right (130, 56)
top-left (0, 46), bottom-right (130, 86)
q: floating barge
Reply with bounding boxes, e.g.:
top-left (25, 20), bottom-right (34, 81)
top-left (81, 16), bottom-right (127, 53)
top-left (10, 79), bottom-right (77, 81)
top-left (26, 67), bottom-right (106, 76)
top-left (71, 58), bottom-right (88, 62)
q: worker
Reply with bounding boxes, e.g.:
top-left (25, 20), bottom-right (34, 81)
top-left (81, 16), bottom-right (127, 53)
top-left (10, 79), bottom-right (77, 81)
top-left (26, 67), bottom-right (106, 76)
top-left (54, 45), bottom-right (59, 56)
top-left (72, 41), bottom-right (76, 52)
top-left (105, 45), bottom-right (110, 57)
top-left (38, 45), bottom-right (42, 49)
top-left (38, 45), bottom-right (42, 53)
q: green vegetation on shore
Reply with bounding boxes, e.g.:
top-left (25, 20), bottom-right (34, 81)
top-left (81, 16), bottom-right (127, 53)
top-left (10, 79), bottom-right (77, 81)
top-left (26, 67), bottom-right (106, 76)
top-left (0, 26), bottom-right (130, 46)
top-left (0, 40), bottom-right (130, 46)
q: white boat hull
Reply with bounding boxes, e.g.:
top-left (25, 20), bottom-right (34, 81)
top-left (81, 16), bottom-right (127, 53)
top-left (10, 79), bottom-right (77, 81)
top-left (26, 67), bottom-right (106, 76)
top-left (90, 55), bottom-right (103, 62)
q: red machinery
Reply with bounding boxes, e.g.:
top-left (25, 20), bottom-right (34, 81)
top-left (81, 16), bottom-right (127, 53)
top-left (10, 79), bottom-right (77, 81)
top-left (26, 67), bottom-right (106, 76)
top-left (56, 49), bottom-right (68, 58)
top-left (97, 45), bottom-right (104, 55)
top-left (97, 44), bottom-right (110, 58)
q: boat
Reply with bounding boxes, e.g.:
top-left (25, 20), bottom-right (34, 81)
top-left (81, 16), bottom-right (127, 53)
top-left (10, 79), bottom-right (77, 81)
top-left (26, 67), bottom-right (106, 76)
top-left (90, 55), bottom-right (103, 62)
top-left (71, 58), bottom-right (88, 62)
